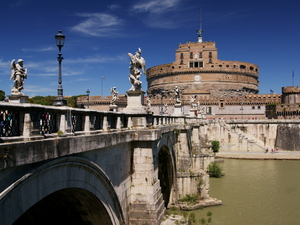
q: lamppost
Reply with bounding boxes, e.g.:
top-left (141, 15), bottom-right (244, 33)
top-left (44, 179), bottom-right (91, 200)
top-left (86, 89), bottom-right (90, 108)
top-left (53, 30), bottom-right (67, 106)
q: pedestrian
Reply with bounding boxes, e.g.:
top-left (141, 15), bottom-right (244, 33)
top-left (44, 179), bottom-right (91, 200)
top-left (0, 110), bottom-right (3, 136)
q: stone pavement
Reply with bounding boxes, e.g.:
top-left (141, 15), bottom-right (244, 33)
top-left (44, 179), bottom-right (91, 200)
top-left (216, 151), bottom-right (300, 160)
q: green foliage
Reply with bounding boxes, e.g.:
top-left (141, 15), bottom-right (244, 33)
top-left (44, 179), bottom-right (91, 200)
top-left (165, 208), bottom-right (213, 225)
top-left (57, 130), bottom-right (64, 136)
top-left (0, 90), bottom-right (5, 101)
top-left (211, 141), bottom-right (220, 154)
top-left (174, 128), bottom-right (180, 136)
top-left (67, 95), bottom-right (85, 108)
top-left (208, 162), bottom-right (223, 178)
top-left (26, 95), bottom-right (84, 108)
top-left (179, 194), bottom-right (199, 205)
top-left (189, 213), bottom-right (196, 223)
top-left (27, 95), bottom-right (56, 105)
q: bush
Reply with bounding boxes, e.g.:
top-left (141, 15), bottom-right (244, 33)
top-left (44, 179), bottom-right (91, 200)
top-left (208, 162), bottom-right (222, 178)
top-left (179, 194), bottom-right (199, 205)
top-left (211, 141), bottom-right (220, 155)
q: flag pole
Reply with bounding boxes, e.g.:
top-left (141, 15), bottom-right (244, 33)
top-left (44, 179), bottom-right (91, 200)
top-left (292, 68), bottom-right (294, 87)
top-left (101, 76), bottom-right (105, 96)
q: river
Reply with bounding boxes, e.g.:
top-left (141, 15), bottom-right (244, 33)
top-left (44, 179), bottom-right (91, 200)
top-left (194, 159), bottom-right (300, 224)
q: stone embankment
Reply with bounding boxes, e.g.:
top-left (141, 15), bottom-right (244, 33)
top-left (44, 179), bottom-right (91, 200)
top-left (216, 151), bottom-right (300, 160)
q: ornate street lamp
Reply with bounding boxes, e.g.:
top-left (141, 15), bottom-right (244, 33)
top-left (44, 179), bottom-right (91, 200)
top-left (86, 89), bottom-right (90, 108)
top-left (53, 30), bottom-right (67, 106)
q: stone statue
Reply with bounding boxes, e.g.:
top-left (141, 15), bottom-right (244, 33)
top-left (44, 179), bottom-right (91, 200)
top-left (128, 48), bottom-right (146, 91)
top-left (10, 59), bottom-right (27, 94)
top-left (110, 87), bottom-right (118, 105)
top-left (190, 95), bottom-right (197, 108)
top-left (146, 97), bottom-right (151, 111)
top-left (174, 86), bottom-right (182, 104)
top-left (164, 103), bottom-right (168, 114)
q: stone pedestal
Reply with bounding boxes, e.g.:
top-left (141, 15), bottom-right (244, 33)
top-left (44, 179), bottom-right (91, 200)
top-left (189, 108), bottom-right (197, 117)
top-left (172, 103), bottom-right (183, 116)
top-left (8, 93), bottom-right (28, 103)
top-left (109, 104), bottom-right (118, 112)
top-left (124, 90), bottom-right (146, 113)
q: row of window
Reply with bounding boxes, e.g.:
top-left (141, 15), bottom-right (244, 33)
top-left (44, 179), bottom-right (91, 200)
top-left (180, 52), bottom-right (213, 59)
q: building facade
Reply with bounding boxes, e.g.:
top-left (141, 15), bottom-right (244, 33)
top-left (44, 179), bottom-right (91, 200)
top-left (78, 32), bottom-right (285, 119)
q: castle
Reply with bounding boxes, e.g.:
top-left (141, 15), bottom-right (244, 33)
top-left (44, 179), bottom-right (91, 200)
top-left (78, 31), bottom-right (299, 119)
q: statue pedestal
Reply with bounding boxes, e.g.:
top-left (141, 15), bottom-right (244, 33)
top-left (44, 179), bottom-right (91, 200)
top-left (172, 103), bottom-right (183, 116)
top-left (189, 108), bottom-right (197, 117)
top-left (8, 92), bottom-right (28, 103)
top-left (109, 104), bottom-right (118, 112)
top-left (124, 90), bottom-right (146, 113)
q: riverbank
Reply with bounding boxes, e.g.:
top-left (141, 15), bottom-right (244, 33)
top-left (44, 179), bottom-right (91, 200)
top-left (216, 151), bottom-right (300, 160)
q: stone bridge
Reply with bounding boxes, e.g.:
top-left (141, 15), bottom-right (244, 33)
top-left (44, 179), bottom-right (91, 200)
top-left (0, 103), bottom-right (218, 225)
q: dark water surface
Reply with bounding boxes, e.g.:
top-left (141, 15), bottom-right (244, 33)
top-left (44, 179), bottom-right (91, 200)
top-left (194, 159), bottom-right (300, 224)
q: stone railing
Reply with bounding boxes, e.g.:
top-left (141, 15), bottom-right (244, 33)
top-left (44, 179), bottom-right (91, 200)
top-left (0, 102), bottom-right (205, 142)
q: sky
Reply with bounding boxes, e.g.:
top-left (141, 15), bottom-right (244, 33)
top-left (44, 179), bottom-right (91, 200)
top-left (0, 0), bottom-right (299, 98)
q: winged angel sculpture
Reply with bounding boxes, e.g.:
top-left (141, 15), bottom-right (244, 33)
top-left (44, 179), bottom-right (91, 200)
top-left (128, 48), bottom-right (146, 91)
top-left (10, 59), bottom-right (27, 94)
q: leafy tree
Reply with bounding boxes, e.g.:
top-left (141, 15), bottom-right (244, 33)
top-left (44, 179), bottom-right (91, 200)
top-left (67, 95), bottom-right (85, 108)
top-left (211, 140), bottom-right (220, 155)
top-left (0, 90), bottom-right (5, 101)
top-left (26, 95), bottom-right (85, 108)
top-left (27, 95), bottom-right (56, 105)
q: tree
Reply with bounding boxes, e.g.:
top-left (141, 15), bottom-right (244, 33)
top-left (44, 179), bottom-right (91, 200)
top-left (0, 90), bottom-right (5, 101)
top-left (67, 95), bottom-right (85, 108)
top-left (211, 141), bottom-right (220, 155)
top-left (27, 96), bottom-right (56, 105)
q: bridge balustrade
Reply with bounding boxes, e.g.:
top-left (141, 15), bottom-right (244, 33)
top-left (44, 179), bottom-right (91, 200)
top-left (0, 102), bottom-right (207, 142)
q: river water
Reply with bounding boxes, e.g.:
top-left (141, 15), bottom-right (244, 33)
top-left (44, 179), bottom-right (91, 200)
top-left (194, 159), bottom-right (300, 224)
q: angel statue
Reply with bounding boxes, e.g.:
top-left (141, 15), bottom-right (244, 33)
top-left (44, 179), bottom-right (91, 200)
top-left (146, 97), bottom-right (151, 111)
top-left (174, 86), bottom-right (182, 104)
top-left (128, 48), bottom-right (146, 91)
top-left (190, 95), bottom-right (197, 108)
top-left (110, 87), bottom-right (118, 105)
top-left (10, 59), bottom-right (28, 94)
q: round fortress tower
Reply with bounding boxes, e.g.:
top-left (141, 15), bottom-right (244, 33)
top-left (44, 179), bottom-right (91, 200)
top-left (146, 33), bottom-right (259, 98)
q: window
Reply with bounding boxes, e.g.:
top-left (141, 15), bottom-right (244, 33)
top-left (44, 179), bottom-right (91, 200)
top-left (209, 59), bottom-right (212, 63)
top-left (190, 52), bottom-right (193, 59)
top-left (180, 53), bottom-right (184, 59)
top-left (180, 60), bottom-right (184, 65)
top-left (209, 52), bottom-right (212, 58)
top-left (189, 61), bottom-right (204, 68)
top-left (252, 106), bottom-right (255, 110)
top-left (240, 65), bottom-right (246, 69)
top-left (258, 106), bottom-right (261, 109)
top-left (199, 52), bottom-right (202, 58)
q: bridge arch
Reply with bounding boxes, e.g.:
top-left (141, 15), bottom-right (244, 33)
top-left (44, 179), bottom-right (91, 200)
top-left (1, 156), bottom-right (124, 225)
top-left (157, 134), bottom-right (177, 207)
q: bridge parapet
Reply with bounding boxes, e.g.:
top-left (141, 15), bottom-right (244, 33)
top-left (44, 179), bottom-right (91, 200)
top-left (0, 102), bottom-right (205, 143)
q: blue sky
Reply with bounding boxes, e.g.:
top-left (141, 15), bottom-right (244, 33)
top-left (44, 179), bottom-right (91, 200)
top-left (0, 0), bottom-right (299, 97)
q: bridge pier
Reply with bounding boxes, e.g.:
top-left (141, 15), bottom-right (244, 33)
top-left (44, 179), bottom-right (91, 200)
top-left (129, 144), bottom-right (165, 224)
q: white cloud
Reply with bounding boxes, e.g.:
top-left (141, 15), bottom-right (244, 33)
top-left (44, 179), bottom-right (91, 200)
top-left (71, 13), bottom-right (123, 37)
top-left (133, 0), bottom-right (180, 14)
top-left (108, 4), bottom-right (120, 10)
top-left (22, 47), bottom-right (54, 52)
top-left (65, 54), bottom-right (127, 64)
